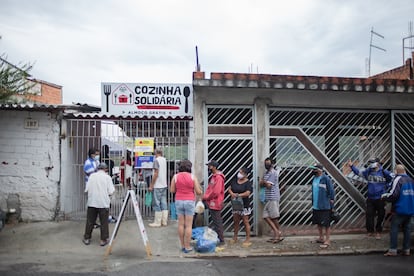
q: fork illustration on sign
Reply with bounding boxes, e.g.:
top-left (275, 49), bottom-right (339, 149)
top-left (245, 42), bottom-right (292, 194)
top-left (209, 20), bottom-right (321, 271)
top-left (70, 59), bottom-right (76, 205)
top-left (103, 85), bottom-right (111, 112)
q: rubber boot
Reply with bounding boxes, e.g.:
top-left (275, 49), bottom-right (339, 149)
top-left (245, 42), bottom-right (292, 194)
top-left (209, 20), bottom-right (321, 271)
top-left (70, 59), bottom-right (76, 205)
top-left (161, 210), bottom-right (169, 226)
top-left (149, 211), bottom-right (162, 227)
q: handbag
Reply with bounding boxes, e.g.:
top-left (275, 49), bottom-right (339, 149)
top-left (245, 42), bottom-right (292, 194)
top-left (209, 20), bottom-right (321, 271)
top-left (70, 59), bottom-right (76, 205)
top-left (330, 209), bottom-right (341, 224)
top-left (145, 191), bottom-right (153, 207)
top-left (231, 197), bottom-right (244, 211)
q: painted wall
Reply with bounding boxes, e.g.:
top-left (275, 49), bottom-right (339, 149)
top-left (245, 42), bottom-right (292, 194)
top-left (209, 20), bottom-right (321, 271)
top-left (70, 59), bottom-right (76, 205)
top-left (0, 110), bottom-right (60, 221)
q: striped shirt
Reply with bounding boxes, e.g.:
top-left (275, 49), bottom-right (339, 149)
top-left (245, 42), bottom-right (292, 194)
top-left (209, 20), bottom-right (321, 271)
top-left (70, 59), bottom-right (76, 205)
top-left (84, 157), bottom-right (98, 184)
top-left (263, 167), bottom-right (280, 201)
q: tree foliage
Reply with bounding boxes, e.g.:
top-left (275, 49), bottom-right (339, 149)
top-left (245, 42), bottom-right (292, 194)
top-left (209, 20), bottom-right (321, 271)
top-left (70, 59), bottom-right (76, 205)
top-left (0, 56), bottom-right (35, 104)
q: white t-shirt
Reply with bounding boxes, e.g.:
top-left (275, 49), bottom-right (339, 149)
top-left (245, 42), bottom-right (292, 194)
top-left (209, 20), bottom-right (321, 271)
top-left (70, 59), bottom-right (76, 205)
top-left (85, 170), bottom-right (115, 208)
top-left (153, 156), bottom-right (167, 189)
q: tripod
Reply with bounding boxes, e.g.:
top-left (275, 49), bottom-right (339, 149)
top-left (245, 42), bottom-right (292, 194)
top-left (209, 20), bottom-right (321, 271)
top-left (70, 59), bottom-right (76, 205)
top-left (104, 189), bottom-right (152, 258)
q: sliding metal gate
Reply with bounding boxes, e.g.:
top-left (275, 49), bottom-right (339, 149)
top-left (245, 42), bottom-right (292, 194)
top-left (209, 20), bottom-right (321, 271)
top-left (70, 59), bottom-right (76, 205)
top-left (63, 118), bottom-right (190, 220)
top-left (204, 105), bottom-right (257, 235)
top-left (268, 108), bottom-right (414, 232)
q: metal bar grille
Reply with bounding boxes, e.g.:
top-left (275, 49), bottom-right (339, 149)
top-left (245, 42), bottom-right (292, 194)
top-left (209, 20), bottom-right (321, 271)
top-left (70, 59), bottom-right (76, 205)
top-left (205, 105), bottom-right (256, 235)
top-left (63, 119), bottom-right (189, 220)
top-left (269, 108), bottom-right (392, 230)
top-left (394, 112), bottom-right (414, 176)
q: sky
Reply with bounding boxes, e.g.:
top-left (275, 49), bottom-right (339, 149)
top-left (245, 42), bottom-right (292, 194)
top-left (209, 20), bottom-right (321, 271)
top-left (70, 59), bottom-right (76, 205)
top-left (1, 0), bottom-right (413, 105)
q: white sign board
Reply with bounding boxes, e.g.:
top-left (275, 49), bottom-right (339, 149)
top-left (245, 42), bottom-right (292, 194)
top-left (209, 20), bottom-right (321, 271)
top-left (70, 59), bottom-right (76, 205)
top-left (101, 82), bottom-right (193, 118)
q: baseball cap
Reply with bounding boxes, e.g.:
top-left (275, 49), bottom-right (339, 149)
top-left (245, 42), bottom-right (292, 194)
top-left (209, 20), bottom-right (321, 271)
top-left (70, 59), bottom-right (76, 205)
top-left (206, 160), bottom-right (219, 168)
top-left (309, 163), bottom-right (323, 171)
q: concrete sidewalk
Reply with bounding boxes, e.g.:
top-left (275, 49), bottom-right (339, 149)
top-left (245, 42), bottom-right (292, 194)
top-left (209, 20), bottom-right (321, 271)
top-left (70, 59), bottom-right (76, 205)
top-left (0, 219), bottom-right (391, 272)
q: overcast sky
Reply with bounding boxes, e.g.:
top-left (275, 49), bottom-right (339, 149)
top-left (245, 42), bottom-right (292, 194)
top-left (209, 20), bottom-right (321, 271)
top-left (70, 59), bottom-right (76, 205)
top-left (1, 0), bottom-right (413, 105)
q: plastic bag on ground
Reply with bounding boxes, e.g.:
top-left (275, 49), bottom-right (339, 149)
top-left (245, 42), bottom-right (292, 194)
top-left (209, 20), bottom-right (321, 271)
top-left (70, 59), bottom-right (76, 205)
top-left (192, 226), bottom-right (219, 253)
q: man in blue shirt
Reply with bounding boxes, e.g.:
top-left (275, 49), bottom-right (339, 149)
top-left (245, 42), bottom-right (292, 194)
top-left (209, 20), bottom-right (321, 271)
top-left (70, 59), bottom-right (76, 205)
top-left (309, 164), bottom-right (335, 249)
top-left (348, 158), bottom-right (393, 239)
top-left (382, 164), bottom-right (414, 256)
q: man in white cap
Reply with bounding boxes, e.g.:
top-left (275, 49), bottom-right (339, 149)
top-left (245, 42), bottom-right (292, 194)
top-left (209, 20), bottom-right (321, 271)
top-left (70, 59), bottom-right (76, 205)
top-left (83, 162), bottom-right (115, 246)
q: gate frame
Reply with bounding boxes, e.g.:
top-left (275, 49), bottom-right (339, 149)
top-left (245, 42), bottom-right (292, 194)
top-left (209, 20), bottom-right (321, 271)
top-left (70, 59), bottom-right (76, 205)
top-left (203, 103), bottom-right (258, 236)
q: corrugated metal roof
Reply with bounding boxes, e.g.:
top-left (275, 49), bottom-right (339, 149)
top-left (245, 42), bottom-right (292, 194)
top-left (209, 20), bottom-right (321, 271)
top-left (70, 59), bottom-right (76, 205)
top-left (67, 112), bottom-right (193, 120)
top-left (0, 103), bottom-right (100, 113)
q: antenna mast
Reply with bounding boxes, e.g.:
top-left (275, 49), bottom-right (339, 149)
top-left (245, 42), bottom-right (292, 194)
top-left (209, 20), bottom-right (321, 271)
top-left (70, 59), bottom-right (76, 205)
top-left (368, 27), bottom-right (386, 77)
top-left (402, 21), bottom-right (414, 63)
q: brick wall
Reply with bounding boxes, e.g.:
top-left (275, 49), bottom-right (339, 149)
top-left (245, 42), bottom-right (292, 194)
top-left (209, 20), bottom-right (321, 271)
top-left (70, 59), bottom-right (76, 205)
top-left (27, 81), bottom-right (62, 105)
top-left (0, 110), bottom-right (60, 221)
top-left (371, 58), bottom-right (413, 80)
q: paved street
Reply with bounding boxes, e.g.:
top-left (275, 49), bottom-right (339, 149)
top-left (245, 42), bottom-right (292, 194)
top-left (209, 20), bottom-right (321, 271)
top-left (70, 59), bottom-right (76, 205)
top-left (0, 219), bottom-right (411, 275)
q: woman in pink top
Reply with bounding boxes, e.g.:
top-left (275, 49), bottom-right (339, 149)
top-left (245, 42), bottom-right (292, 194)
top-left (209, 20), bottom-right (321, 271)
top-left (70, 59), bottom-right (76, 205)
top-left (170, 160), bottom-right (202, 253)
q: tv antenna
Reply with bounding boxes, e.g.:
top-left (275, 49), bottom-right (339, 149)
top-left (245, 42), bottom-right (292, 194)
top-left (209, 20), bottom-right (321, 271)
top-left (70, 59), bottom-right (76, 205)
top-left (367, 27), bottom-right (386, 76)
top-left (402, 21), bottom-right (414, 63)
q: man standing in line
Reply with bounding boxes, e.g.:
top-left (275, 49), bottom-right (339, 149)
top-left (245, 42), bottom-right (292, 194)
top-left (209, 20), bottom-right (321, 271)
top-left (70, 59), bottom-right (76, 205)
top-left (83, 162), bottom-right (115, 246)
top-left (84, 148), bottom-right (100, 228)
top-left (203, 160), bottom-right (225, 245)
top-left (382, 164), bottom-right (414, 256)
top-left (348, 158), bottom-right (393, 239)
top-left (149, 149), bottom-right (168, 227)
top-left (260, 157), bottom-right (283, 243)
top-left (84, 148), bottom-right (100, 188)
top-left (309, 163), bottom-right (335, 249)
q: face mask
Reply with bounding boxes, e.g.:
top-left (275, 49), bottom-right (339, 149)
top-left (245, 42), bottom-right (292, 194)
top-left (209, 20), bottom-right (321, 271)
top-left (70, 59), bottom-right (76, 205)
top-left (94, 155), bottom-right (100, 161)
top-left (369, 162), bottom-right (378, 169)
top-left (208, 169), bottom-right (212, 174)
top-left (237, 172), bottom-right (244, 179)
top-left (265, 164), bottom-right (271, 170)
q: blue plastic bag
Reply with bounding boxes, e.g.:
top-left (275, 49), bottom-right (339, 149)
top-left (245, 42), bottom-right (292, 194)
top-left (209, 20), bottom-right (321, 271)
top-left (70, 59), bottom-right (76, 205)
top-left (170, 202), bottom-right (177, 220)
top-left (195, 237), bottom-right (217, 253)
top-left (260, 187), bottom-right (266, 203)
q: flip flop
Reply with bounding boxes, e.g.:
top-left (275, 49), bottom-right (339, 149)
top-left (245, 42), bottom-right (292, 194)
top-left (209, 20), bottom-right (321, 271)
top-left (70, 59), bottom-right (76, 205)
top-left (319, 243), bottom-right (330, 249)
top-left (314, 239), bottom-right (324, 244)
top-left (242, 241), bottom-right (252, 248)
top-left (267, 238), bottom-right (277, 243)
top-left (272, 237), bottom-right (285, 244)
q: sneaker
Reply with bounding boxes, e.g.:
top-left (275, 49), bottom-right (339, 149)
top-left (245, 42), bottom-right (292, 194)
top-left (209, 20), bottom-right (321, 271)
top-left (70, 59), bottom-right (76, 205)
top-left (384, 251), bottom-right (397, 256)
top-left (402, 250), bottom-right (411, 256)
top-left (82, 238), bottom-right (90, 245)
top-left (100, 239), bottom-right (109, 246)
top-left (182, 247), bottom-right (193, 253)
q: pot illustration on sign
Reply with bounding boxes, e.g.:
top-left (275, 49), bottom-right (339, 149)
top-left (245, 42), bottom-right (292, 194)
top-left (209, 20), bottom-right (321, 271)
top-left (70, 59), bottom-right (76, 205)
top-left (112, 84), bottom-right (134, 105)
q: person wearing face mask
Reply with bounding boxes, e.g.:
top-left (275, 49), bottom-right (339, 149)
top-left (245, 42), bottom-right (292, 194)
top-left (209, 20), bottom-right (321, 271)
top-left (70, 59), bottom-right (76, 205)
top-left (84, 148), bottom-right (100, 188)
top-left (309, 163), bottom-right (335, 249)
top-left (228, 167), bottom-right (253, 247)
top-left (347, 158), bottom-right (393, 239)
top-left (83, 148), bottom-right (101, 229)
top-left (203, 160), bottom-right (226, 245)
top-left (259, 157), bottom-right (283, 243)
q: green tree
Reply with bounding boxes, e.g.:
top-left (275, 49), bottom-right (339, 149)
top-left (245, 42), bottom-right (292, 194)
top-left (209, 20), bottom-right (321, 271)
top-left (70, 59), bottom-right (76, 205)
top-left (0, 56), bottom-right (35, 104)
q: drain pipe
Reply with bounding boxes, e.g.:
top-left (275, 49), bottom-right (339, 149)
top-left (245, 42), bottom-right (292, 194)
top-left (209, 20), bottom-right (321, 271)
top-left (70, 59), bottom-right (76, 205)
top-left (53, 110), bottom-right (63, 221)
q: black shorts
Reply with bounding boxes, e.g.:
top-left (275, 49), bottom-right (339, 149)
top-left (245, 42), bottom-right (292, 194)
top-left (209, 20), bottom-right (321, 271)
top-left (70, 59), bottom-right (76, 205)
top-left (312, 209), bottom-right (331, 227)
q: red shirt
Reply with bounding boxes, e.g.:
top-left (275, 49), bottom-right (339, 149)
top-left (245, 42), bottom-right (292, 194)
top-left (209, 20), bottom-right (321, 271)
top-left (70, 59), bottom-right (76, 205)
top-left (174, 172), bottom-right (196, 201)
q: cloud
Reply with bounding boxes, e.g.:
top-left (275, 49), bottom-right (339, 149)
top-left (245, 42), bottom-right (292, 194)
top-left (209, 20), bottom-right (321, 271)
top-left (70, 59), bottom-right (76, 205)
top-left (1, 0), bottom-right (413, 104)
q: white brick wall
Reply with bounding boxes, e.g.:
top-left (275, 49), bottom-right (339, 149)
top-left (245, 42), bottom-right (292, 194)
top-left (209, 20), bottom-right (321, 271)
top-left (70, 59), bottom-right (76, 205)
top-left (0, 110), bottom-right (60, 221)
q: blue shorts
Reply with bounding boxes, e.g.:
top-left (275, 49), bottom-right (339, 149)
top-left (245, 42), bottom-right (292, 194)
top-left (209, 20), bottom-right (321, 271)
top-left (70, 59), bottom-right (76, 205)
top-left (175, 200), bottom-right (195, 216)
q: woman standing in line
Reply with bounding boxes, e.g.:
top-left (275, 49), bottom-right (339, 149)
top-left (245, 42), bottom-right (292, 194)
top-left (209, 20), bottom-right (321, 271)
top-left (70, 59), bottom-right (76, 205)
top-left (170, 160), bottom-right (202, 253)
top-left (228, 167), bottom-right (253, 247)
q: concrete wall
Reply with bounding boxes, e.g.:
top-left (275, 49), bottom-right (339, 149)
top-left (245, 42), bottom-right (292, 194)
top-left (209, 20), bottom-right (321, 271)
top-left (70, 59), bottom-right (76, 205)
top-left (0, 110), bottom-right (61, 221)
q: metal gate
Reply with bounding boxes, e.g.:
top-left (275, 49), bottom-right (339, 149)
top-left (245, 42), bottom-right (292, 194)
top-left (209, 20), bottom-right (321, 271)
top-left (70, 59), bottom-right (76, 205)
top-left (204, 105), bottom-right (257, 235)
top-left (269, 108), bottom-right (397, 231)
top-left (62, 118), bottom-right (190, 220)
